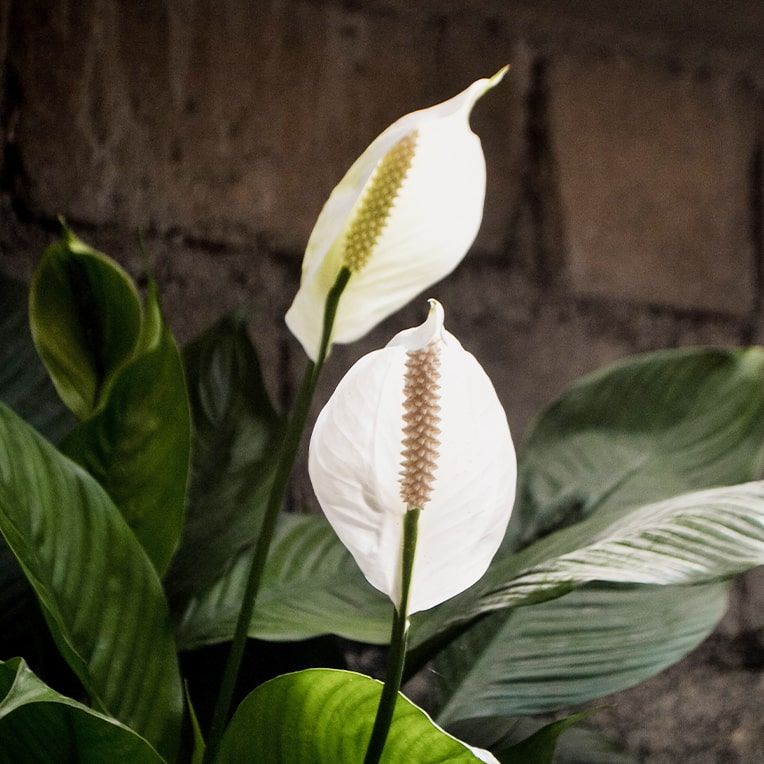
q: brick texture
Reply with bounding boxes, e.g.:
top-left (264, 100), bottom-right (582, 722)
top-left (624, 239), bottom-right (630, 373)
top-left (6, 0), bottom-right (526, 253)
top-left (549, 54), bottom-right (757, 316)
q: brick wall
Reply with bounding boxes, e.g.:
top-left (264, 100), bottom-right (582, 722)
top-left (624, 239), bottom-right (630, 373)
top-left (1, 2), bottom-right (762, 758)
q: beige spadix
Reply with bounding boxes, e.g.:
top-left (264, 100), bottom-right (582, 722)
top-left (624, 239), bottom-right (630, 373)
top-left (308, 301), bottom-right (516, 613)
top-left (286, 69), bottom-right (508, 361)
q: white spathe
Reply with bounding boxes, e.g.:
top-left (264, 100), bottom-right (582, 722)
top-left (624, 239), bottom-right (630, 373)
top-left (309, 301), bottom-right (516, 614)
top-left (286, 69), bottom-right (507, 361)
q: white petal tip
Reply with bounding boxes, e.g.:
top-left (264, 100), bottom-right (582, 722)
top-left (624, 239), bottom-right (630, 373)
top-left (387, 299), bottom-right (445, 351)
top-left (413, 298), bottom-right (446, 347)
top-left (487, 65), bottom-right (510, 90)
top-left (426, 298), bottom-right (444, 327)
top-left (444, 68), bottom-right (510, 122)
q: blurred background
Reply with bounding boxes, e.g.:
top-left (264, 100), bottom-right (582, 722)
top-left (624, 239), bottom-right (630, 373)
top-left (0, 1), bottom-right (762, 760)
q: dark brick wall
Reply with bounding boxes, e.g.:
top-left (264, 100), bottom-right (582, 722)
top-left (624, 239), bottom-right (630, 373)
top-left (1, 2), bottom-right (762, 759)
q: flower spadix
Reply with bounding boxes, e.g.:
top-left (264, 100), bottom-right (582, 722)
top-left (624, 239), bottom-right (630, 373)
top-left (286, 68), bottom-right (508, 361)
top-left (309, 300), bottom-right (516, 613)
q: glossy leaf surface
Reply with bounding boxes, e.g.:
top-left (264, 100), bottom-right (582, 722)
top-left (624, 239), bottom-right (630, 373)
top-left (509, 347), bottom-right (764, 551)
top-left (62, 283), bottom-right (191, 574)
top-left (176, 514), bottom-right (390, 649)
top-left (0, 273), bottom-right (73, 654)
top-left (0, 658), bottom-right (164, 764)
top-left (0, 403), bottom-right (183, 759)
top-left (433, 584), bottom-right (727, 725)
top-left (166, 314), bottom-right (281, 605)
top-left (460, 482), bottom-right (764, 619)
top-left (414, 347), bottom-right (764, 644)
top-left (217, 669), bottom-right (486, 763)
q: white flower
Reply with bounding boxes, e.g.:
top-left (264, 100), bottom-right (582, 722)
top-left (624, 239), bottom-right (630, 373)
top-left (308, 300), bottom-right (516, 613)
top-left (286, 69), bottom-right (508, 361)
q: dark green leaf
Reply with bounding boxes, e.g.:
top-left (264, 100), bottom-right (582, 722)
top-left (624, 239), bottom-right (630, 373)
top-left (0, 272), bottom-right (73, 665)
top-left (176, 514), bottom-right (390, 649)
top-left (166, 313), bottom-right (282, 605)
top-left (217, 669), bottom-right (487, 763)
top-left (412, 347), bottom-right (764, 647)
top-left (0, 658), bottom-right (164, 764)
top-left (184, 682), bottom-right (205, 764)
top-left (446, 716), bottom-right (635, 764)
top-left (510, 347), bottom-right (764, 551)
top-left (0, 403), bottom-right (183, 759)
top-left (551, 725), bottom-right (635, 764)
top-left (494, 710), bottom-right (596, 764)
top-left (0, 272), bottom-right (73, 441)
top-left (433, 584), bottom-right (726, 724)
top-left (29, 227), bottom-right (143, 420)
top-left (62, 283), bottom-right (191, 574)
top-left (181, 348), bottom-right (764, 653)
top-left (453, 481), bottom-right (764, 619)
top-left (417, 348), bottom-right (764, 729)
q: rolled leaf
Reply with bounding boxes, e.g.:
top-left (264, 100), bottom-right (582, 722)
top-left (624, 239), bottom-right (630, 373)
top-left (0, 272), bottom-right (72, 441)
top-left (29, 227), bottom-right (143, 420)
top-left (494, 710), bottom-right (597, 764)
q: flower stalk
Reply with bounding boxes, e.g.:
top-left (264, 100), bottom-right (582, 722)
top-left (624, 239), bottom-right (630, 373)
top-left (204, 267), bottom-right (351, 764)
top-left (364, 506), bottom-right (421, 764)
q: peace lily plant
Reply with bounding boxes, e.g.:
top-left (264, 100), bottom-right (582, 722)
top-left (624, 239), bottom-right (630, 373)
top-left (1, 67), bottom-right (764, 764)
top-left (285, 67), bottom-right (507, 360)
top-left (310, 299), bottom-right (515, 762)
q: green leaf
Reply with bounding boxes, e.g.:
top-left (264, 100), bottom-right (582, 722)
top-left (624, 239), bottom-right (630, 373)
top-left (0, 403), bottom-right (183, 759)
top-left (510, 347), bottom-right (764, 551)
top-left (448, 481), bottom-right (764, 619)
top-left (166, 314), bottom-right (282, 606)
top-left (446, 716), bottom-right (635, 764)
top-left (0, 658), bottom-right (164, 764)
top-left (217, 669), bottom-right (487, 763)
top-left (552, 725), bottom-right (635, 764)
top-left (29, 227), bottom-right (143, 420)
top-left (412, 347), bottom-right (764, 647)
top-left (61, 283), bottom-right (191, 574)
top-left (417, 348), bottom-right (764, 729)
top-left (176, 513), bottom-right (390, 649)
top-left (182, 348), bottom-right (764, 663)
top-left (0, 272), bottom-right (72, 664)
top-left (494, 710), bottom-right (597, 764)
top-left (0, 272), bottom-right (73, 442)
top-left (184, 683), bottom-right (205, 764)
top-left (433, 583), bottom-right (727, 725)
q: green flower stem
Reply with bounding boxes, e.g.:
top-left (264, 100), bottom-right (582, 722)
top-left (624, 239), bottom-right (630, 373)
top-left (204, 267), bottom-right (351, 763)
top-left (364, 506), bottom-right (422, 764)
